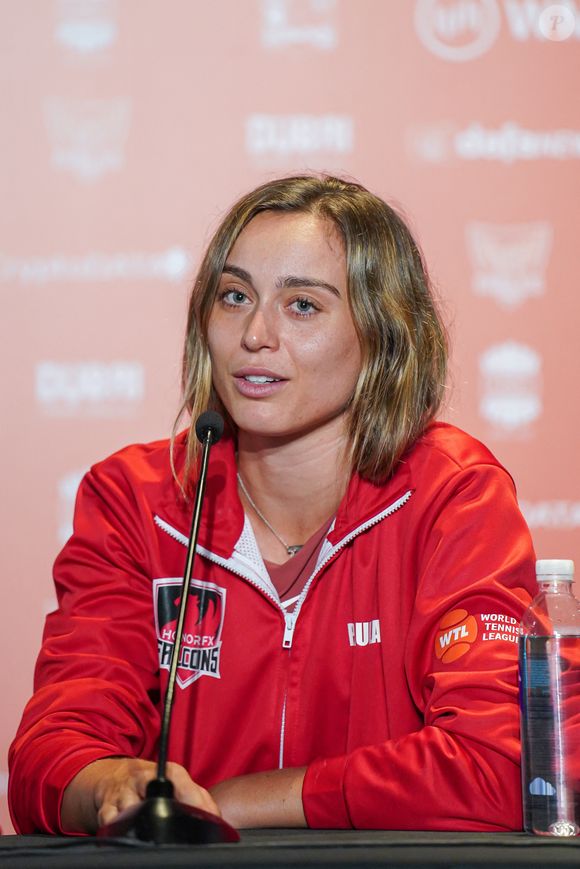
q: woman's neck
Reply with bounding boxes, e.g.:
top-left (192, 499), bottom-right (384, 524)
top-left (236, 420), bottom-right (351, 556)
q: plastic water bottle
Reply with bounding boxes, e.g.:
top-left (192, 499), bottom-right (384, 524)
top-left (519, 559), bottom-right (580, 836)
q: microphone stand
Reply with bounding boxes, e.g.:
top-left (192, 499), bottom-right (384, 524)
top-left (98, 412), bottom-right (239, 844)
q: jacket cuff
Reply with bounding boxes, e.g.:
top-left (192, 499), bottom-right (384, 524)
top-left (302, 756), bottom-right (352, 828)
top-left (48, 748), bottom-right (122, 834)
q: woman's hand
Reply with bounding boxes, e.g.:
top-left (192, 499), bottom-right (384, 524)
top-left (61, 757), bottom-right (220, 834)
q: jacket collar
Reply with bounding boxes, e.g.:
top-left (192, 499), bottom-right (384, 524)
top-left (155, 430), bottom-right (414, 558)
top-left (155, 430), bottom-right (244, 560)
top-left (327, 470), bottom-right (413, 546)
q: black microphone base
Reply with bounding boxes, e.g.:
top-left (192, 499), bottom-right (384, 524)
top-left (97, 779), bottom-right (240, 845)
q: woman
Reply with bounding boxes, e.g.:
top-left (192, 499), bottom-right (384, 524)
top-left (9, 175), bottom-right (536, 834)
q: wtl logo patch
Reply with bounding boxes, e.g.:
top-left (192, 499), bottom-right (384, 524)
top-left (153, 578), bottom-right (226, 688)
top-left (435, 608), bottom-right (478, 663)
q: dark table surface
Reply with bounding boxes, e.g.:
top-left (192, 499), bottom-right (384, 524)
top-left (1, 830), bottom-right (580, 868)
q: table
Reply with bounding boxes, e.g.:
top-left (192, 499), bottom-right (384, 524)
top-left (0, 830), bottom-right (579, 868)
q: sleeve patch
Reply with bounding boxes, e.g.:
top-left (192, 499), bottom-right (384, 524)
top-left (435, 609), bottom-right (478, 663)
top-left (435, 608), bottom-right (523, 664)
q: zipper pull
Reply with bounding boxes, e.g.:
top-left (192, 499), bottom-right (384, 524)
top-left (282, 612), bottom-right (296, 649)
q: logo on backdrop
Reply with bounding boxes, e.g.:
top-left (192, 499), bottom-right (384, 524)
top-left (44, 97), bottom-right (131, 181)
top-left (43, 596), bottom-right (59, 617)
top-left (408, 123), bottom-right (456, 163)
top-left (478, 342), bottom-right (542, 433)
top-left (414, 0), bottom-right (502, 61)
top-left (415, 0), bottom-right (579, 59)
top-left (57, 469), bottom-right (86, 544)
top-left (246, 114), bottom-right (353, 156)
top-left (537, 4), bottom-right (577, 40)
top-left (520, 500), bottom-right (580, 529)
top-left (154, 578), bottom-right (226, 688)
top-left (409, 122), bottom-right (580, 163)
top-left (466, 221), bottom-right (553, 307)
top-left (54, 0), bottom-right (118, 56)
top-left (261, 0), bottom-right (338, 49)
top-left (0, 248), bottom-right (190, 284)
top-left (455, 123), bottom-right (580, 161)
top-left (36, 361), bottom-right (144, 416)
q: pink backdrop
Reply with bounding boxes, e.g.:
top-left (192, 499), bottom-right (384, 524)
top-left (1, 0), bottom-right (579, 833)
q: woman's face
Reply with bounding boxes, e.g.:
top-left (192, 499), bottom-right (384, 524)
top-left (207, 210), bottom-right (362, 443)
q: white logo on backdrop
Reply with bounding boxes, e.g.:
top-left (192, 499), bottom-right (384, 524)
top-left (36, 362), bottom-right (144, 416)
top-left (408, 123), bottom-right (456, 162)
top-left (466, 222), bottom-right (553, 307)
top-left (261, 0), bottom-right (337, 48)
top-left (410, 122), bottom-right (580, 163)
top-left (43, 596), bottom-right (59, 616)
top-left (415, 0), bottom-right (579, 58)
top-left (246, 114), bottom-right (353, 155)
top-left (510, 0), bottom-right (578, 40)
top-left (54, 0), bottom-right (118, 55)
top-left (58, 469), bottom-right (86, 544)
top-left (479, 342), bottom-right (542, 432)
top-left (456, 123), bottom-right (580, 161)
top-left (537, 4), bottom-right (577, 39)
top-left (44, 97), bottom-right (131, 181)
top-left (0, 248), bottom-right (190, 284)
top-left (520, 500), bottom-right (580, 528)
top-left (414, 0), bottom-right (502, 61)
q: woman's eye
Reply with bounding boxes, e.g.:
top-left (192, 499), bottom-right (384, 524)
top-left (221, 289), bottom-right (250, 307)
top-left (289, 297), bottom-right (318, 316)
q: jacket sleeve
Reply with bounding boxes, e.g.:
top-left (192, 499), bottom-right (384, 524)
top-left (302, 461), bottom-right (536, 830)
top-left (8, 460), bottom-right (162, 834)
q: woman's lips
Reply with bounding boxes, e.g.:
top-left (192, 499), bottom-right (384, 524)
top-left (233, 372), bottom-right (287, 398)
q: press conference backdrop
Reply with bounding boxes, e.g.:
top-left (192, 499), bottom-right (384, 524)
top-left (1, 0), bottom-right (579, 834)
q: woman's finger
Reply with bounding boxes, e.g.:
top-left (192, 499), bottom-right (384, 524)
top-left (166, 762), bottom-right (222, 816)
top-left (133, 765), bottom-right (158, 799)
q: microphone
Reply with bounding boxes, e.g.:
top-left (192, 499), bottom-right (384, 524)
top-left (98, 411), bottom-right (239, 844)
top-left (195, 410), bottom-right (224, 444)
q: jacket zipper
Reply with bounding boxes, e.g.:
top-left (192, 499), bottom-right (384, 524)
top-left (155, 489), bottom-right (412, 647)
top-left (153, 514), bottom-right (283, 612)
top-left (154, 488), bottom-right (412, 768)
top-left (154, 512), bottom-right (295, 769)
top-left (278, 695), bottom-right (287, 768)
top-left (280, 489), bottom-right (413, 649)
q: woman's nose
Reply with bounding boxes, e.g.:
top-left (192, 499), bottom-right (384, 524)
top-left (241, 306), bottom-right (279, 352)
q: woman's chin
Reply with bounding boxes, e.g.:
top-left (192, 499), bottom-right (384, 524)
top-left (233, 412), bottom-right (349, 447)
top-left (235, 420), bottom-right (297, 442)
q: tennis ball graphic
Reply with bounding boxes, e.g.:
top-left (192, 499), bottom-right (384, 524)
top-left (435, 608), bottom-right (478, 663)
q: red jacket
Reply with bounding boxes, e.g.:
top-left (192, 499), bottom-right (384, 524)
top-left (9, 422), bottom-right (535, 833)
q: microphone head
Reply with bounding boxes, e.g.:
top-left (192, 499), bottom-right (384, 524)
top-left (195, 410), bottom-right (225, 445)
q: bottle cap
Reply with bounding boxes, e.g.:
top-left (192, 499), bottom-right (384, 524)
top-left (536, 559), bottom-right (575, 579)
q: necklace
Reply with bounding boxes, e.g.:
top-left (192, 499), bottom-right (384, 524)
top-left (237, 472), bottom-right (303, 557)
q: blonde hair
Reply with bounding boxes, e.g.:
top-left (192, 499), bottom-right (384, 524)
top-left (175, 175), bottom-right (447, 486)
